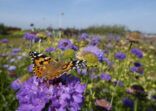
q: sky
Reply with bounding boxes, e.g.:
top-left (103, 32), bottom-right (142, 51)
top-left (0, 0), bottom-right (156, 33)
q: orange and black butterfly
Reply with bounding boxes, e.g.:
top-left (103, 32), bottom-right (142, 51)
top-left (29, 51), bottom-right (86, 80)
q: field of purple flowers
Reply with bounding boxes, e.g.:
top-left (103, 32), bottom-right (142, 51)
top-left (0, 31), bottom-right (156, 111)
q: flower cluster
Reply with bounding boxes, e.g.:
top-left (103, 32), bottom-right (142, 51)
top-left (79, 33), bottom-right (89, 40)
top-left (23, 32), bottom-right (40, 42)
top-left (45, 47), bottom-right (55, 53)
top-left (14, 75), bottom-right (86, 111)
top-left (130, 62), bottom-right (144, 74)
top-left (0, 38), bottom-right (9, 43)
top-left (100, 73), bottom-right (111, 81)
top-left (11, 48), bottom-right (21, 56)
top-left (115, 52), bottom-right (126, 60)
top-left (90, 36), bottom-right (100, 46)
top-left (58, 39), bottom-right (78, 51)
top-left (83, 45), bottom-right (104, 61)
top-left (131, 48), bottom-right (143, 58)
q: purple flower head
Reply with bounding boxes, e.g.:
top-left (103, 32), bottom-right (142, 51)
top-left (131, 48), bottom-right (143, 58)
top-left (3, 64), bottom-right (9, 69)
top-left (13, 48), bottom-right (21, 52)
top-left (46, 31), bottom-right (52, 37)
top-left (23, 32), bottom-right (39, 42)
top-left (11, 48), bottom-right (21, 55)
top-left (27, 64), bottom-right (34, 73)
top-left (114, 35), bottom-right (121, 42)
top-left (107, 34), bottom-right (121, 42)
top-left (126, 84), bottom-right (147, 98)
top-left (0, 38), bottom-right (9, 43)
top-left (79, 33), bottom-right (89, 40)
top-left (113, 80), bottom-right (124, 87)
top-left (90, 36), bottom-right (100, 46)
top-left (90, 74), bottom-right (98, 80)
top-left (45, 47), bottom-right (55, 53)
top-left (130, 66), bottom-right (137, 72)
top-left (77, 68), bottom-right (87, 75)
top-left (122, 97), bottom-right (134, 108)
top-left (71, 45), bottom-right (79, 51)
top-left (8, 65), bottom-right (16, 71)
top-left (134, 62), bottom-right (142, 67)
top-left (130, 62), bottom-right (144, 74)
top-left (58, 39), bottom-right (72, 51)
top-left (115, 52), bottom-right (126, 60)
top-left (100, 73), bottom-right (111, 81)
top-left (11, 79), bottom-right (23, 91)
top-left (83, 45), bottom-right (104, 61)
top-left (151, 95), bottom-right (156, 101)
top-left (15, 75), bottom-right (86, 111)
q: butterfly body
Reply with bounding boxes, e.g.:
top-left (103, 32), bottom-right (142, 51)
top-left (29, 51), bottom-right (86, 80)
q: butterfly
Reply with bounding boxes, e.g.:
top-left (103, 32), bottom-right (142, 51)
top-left (29, 51), bottom-right (86, 80)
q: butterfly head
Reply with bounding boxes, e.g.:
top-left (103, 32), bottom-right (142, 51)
top-left (29, 51), bottom-right (41, 58)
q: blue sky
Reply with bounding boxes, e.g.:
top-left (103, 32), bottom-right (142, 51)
top-left (0, 0), bottom-right (156, 33)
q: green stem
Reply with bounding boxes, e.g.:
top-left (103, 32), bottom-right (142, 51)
top-left (134, 99), bottom-right (138, 111)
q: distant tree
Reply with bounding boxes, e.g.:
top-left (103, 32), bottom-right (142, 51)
top-left (85, 25), bottom-right (127, 35)
top-left (0, 23), bottom-right (8, 35)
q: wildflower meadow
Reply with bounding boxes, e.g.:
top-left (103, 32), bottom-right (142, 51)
top-left (0, 28), bottom-right (156, 111)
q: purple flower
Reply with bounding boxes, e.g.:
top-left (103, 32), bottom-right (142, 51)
top-left (14, 75), bottom-right (86, 111)
top-left (107, 34), bottom-right (121, 42)
top-left (90, 36), bottom-right (100, 46)
top-left (45, 47), bottom-right (55, 53)
top-left (77, 68), bottom-right (87, 75)
top-left (83, 45), bottom-right (104, 61)
top-left (11, 79), bottom-right (23, 91)
top-left (23, 32), bottom-right (39, 42)
top-left (126, 84), bottom-right (146, 98)
top-left (131, 48), bottom-right (143, 58)
top-left (27, 64), bottom-right (34, 73)
top-left (134, 62), bottom-right (142, 67)
top-left (0, 38), bottom-right (9, 43)
top-left (115, 52), bottom-right (126, 60)
top-left (58, 39), bottom-right (72, 50)
top-left (90, 74), bottom-right (98, 80)
top-left (130, 62), bottom-right (144, 74)
top-left (8, 65), bottom-right (16, 71)
top-left (122, 97), bottom-right (134, 108)
top-left (71, 45), bottom-right (79, 51)
top-left (79, 33), bottom-right (89, 40)
top-left (100, 73), bottom-right (111, 81)
top-left (11, 48), bottom-right (21, 56)
top-left (113, 80), bottom-right (124, 87)
top-left (3, 64), bottom-right (9, 68)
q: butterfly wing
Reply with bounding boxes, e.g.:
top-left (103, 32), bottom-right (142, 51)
top-left (29, 51), bottom-right (56, 78)
top-left (44, 61), bottom-right (74, 80)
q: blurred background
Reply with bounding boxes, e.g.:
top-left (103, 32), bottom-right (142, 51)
top-left (0, 0), bottom-right (156, 111)
top-left (0, 0), bottom-right (156, 33)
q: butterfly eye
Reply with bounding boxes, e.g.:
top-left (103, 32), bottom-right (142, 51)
top-left (29, 51), bottom-right (36, 57)
top-left (29, 51), bottom-right (40, 58)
